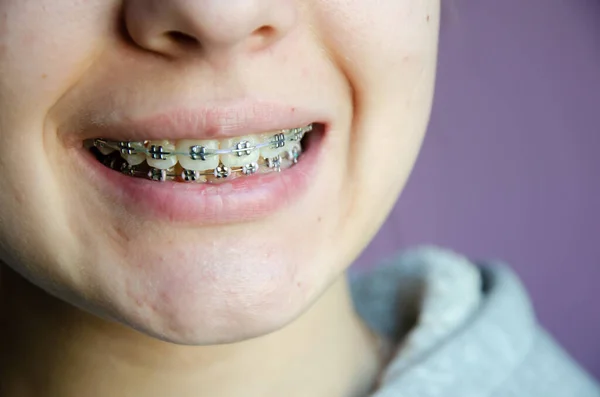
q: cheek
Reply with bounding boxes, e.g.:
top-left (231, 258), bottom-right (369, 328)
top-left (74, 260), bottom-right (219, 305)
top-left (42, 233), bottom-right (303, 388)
top-left (0, 1), bottom-right (117, 114)
top-left (321, 1), bottom-right (439, 250)
top-left (0, 1), bottom-right (118, 274)
top-left (315, 0), bottom-right (439, 93)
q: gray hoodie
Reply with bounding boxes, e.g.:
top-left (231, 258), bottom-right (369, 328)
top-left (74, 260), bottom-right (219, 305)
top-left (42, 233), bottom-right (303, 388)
top-left (349, 247), bottom-right (600, 397)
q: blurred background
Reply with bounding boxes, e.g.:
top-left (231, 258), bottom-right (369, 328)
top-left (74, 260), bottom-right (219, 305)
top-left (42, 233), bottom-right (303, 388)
top-left (351, 0), bottom-right (599, 379)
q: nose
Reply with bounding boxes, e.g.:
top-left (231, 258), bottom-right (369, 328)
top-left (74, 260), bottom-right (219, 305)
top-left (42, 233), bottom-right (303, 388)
top-left (123, 0), bottom-right (297, 59)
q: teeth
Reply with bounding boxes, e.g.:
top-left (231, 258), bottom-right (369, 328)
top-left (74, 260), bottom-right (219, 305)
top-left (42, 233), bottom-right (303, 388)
top-left (214, 164), bottom-right (232, 179)
top-left (260, 132), bottom-right (289, 159)
top-left (242, 162), bottom-right (259, 175)
top-left (97, 143), bottom-right (116, 156)
top-left (91, 123), bottom-right (313, 182)
top-left (181, 169), bottom-right (205, 183)
top-left (220, 136), bottom-right (261, 168)
top-left (146, 140), bottom-right (177, 170)
top-left (117, 141), bottom-right (146, 165)
top-left (267, 156), bottom-right (282, 172)
top-left (285, 142), bottom-right (302, 164)
top-left (122, 152), bottom-right (146, 166)
top-left (148, 168), bottom-right (169, 182)
top-left (176, 139), bottom-right (220, 171)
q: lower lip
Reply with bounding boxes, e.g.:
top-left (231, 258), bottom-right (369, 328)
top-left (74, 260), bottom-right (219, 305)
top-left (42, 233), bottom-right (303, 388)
top-left (75, 127), bottom-right (325, 225)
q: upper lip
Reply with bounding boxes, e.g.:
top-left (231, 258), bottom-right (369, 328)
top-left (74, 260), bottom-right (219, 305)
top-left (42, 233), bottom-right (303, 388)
top-left (66, 100), bottom-right (328, 144)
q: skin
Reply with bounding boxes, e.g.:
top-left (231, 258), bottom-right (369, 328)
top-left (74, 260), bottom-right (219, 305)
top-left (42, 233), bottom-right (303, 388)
top-left (0, 1), bottom-right (440, 396)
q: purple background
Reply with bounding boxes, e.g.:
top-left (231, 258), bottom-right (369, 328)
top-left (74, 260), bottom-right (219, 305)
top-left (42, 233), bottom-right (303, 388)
top-left (352, 0), bottom-right (600, 379)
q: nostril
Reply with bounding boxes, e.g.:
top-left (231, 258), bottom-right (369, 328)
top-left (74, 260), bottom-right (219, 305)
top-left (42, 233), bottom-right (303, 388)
top-left (253, 25), bottom-right (278, 43)
top-left (166, 31), bottom-right (200, 47)
top-left (247, 25), bottom-right (277, 50)
top-left (254, 25), bottom-right (275, 36)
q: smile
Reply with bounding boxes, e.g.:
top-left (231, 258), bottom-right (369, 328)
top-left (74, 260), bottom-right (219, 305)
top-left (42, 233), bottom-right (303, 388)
top-left (87, 124), bottom-right (313, 184)
top-left (71, 101), bottom-right (329, 225)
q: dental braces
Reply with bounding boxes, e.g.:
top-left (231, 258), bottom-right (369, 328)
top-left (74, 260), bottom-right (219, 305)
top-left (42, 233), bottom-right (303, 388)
top-left (106, 146), bottom-right (302, 182)
top-left (93, 124), bottom-right (313, 160)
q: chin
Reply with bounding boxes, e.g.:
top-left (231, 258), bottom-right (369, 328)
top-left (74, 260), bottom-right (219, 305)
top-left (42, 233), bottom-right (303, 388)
top-left (67, 235), bottom-right (333, 345)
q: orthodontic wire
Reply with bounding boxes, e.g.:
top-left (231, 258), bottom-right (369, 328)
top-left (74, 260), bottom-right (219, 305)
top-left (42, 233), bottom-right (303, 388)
top-left (94, 125), bottom-right (312, 158)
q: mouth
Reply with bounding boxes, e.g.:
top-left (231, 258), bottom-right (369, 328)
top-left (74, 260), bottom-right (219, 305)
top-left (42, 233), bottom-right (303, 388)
top-left (74, 116), bottom-right (328, 225)
top-left (85, 124), bottom-right (315, 184)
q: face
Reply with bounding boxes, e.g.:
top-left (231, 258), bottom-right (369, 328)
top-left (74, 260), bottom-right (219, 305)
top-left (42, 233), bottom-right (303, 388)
top-left (0, 0), bottom-right (439, 344)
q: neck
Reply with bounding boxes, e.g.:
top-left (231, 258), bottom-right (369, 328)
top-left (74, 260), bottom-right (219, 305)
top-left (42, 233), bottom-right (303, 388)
top-left (0, 265), bottom-right (385, 397)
